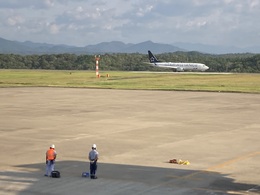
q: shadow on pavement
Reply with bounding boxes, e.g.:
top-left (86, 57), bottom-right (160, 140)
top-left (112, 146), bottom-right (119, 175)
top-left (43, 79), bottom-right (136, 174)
top-left (0, 161), bottom-right (259, 195)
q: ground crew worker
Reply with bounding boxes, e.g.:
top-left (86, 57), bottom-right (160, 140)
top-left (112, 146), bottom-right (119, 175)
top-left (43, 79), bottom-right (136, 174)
top-left (88, 144), bottom-right (99, 179)
top-left (45, 144), bottom-right (57, 177)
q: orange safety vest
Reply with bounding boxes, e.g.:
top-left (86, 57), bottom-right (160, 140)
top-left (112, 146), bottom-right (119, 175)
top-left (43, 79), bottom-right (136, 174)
top-left (46, 149), bottom-right (56, 160)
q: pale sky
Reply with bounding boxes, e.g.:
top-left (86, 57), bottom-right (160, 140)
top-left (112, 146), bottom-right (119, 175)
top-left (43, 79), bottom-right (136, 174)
top-left (0, 0), bottom-right (259, 48)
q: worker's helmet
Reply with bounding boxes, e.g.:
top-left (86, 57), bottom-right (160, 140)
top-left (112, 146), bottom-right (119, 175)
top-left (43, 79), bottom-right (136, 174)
top-left (50, 144), bottom-right (55, 149)
top-left (92, 144), bottom-right (97, 149)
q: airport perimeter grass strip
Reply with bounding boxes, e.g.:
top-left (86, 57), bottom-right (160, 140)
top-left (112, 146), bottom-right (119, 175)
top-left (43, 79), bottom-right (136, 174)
top-left (0, 70), bottom-right (260, 93)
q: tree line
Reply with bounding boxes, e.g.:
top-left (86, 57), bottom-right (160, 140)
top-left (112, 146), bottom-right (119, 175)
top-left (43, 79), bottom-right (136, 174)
top-left (0, 52), bottom-right (260, 73)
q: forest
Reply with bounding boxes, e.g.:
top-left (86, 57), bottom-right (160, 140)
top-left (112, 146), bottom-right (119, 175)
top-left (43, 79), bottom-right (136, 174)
top-left (0, 52), bottom-right (260, 73)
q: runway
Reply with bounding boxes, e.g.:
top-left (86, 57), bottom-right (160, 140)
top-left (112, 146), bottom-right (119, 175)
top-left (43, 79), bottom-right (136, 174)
top-left (0, 88), bottom-right (259, 195)
top-left (132, 71), bottom-right (234, 74)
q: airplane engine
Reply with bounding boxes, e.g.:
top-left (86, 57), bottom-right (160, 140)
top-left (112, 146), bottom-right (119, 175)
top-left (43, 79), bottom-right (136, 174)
top-left (176, 67), bottom-right (184, 72)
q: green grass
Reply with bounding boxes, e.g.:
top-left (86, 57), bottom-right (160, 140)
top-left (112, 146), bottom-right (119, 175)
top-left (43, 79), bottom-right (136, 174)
top-left (1, 69), bottom-right (260, 93)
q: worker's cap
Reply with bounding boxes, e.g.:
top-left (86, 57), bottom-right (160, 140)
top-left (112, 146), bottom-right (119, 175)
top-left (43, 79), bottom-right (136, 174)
top-left (50, 144), bottom-right (55, 149)
top-left (92, 144), bottom-right (97, 149)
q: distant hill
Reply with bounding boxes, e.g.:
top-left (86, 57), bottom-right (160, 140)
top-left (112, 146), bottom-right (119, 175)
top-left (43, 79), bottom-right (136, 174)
top-left (0, 38), bottom-right (183, 55)
top-left (0, 37), bottom-right (259, 55)
top-left (173, 42), bottom-right (260, 54)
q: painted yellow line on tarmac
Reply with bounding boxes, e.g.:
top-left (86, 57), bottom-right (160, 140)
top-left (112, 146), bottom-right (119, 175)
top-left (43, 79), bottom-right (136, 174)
top-left (160, 152), bottom-right (260, 194)
top-left (180, 151), bottom-right (260, 180)
top-left (205, 151), bottom-right (260, 172)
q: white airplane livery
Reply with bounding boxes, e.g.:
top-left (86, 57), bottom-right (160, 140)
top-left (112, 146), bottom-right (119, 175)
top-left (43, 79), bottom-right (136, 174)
top-left (148, 50), bottom-right (209, 72)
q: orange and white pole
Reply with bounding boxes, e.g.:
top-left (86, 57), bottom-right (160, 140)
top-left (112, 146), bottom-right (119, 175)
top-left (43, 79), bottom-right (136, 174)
top-left (95, 55), bottom-right (100, 77)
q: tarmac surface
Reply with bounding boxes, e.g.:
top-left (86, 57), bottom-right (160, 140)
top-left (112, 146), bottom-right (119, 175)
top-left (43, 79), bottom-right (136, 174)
top-left (0, 87), bottom-right (259, 195)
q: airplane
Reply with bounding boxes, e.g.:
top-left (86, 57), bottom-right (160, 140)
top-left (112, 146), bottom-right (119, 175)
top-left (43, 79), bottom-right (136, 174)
top-left (148, 50), bottom-right (209, 72)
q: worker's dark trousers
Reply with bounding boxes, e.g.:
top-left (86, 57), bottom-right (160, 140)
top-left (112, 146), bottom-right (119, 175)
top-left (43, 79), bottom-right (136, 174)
top-left (90, 161), bottom-right (97, 177)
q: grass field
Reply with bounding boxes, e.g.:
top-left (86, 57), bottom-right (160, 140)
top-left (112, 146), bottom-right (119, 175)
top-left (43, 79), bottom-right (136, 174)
top-left (1, 69), bottom-right (260, 93)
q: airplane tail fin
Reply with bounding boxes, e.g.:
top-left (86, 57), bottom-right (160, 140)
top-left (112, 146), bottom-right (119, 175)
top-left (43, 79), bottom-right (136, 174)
top-left (148, 50), bottom-right (159, 63)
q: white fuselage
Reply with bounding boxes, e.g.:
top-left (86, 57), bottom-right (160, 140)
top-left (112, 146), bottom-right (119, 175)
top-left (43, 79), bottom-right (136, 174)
top-left (152, 62), bottom-right (209, 71)
top-left (148, 50), bottom-right (209, 72)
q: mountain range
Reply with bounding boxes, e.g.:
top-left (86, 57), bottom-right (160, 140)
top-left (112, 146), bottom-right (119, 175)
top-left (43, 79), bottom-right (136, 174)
top-left (0, 37), bottom-right (259, 55)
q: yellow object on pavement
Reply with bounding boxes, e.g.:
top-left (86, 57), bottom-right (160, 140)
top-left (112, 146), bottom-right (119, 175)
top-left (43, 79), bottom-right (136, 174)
top-left (169, 159), bottom-right (190, 165)
top-left (177, 159), bottom-right (190, 165)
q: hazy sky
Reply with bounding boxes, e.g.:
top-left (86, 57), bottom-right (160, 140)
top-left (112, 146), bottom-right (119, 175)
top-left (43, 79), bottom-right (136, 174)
top-left (0, 0), bottom-right (259, 47)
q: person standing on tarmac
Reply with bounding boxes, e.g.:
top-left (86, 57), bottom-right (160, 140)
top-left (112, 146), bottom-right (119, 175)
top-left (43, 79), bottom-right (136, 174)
top-left (88, 144), bottom-right (99, 179)
top-left (45, 144), bottom-right (57, 177)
